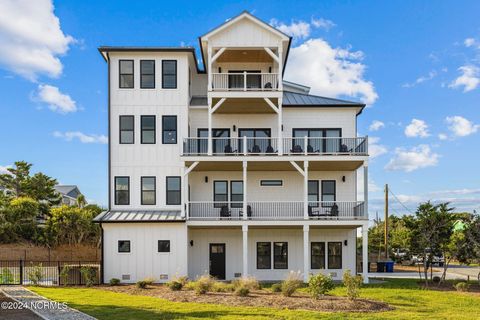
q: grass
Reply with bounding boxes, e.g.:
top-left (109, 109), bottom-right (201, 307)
top-left (30, 279), bottom-right (480, 320)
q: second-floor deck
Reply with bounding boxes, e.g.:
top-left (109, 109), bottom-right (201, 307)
top-left (211, 72), bottom-right (279, 92)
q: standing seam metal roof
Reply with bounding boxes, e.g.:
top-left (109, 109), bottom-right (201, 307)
top-left (93, 210), bottom-right (184, 222)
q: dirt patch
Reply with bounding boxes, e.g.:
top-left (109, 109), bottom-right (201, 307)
top-left (98, 285), bottom-right (392, 313)
top-left (420, 282), bottom-right (480, 294)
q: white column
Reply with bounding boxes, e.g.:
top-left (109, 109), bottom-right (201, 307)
top-left (277, 97), bottom-right (283, 155)
top-left (278, 45), bottom-right (283, 90)
top-left (364, 163), bottom-right (368, 218)
top-left (207, 45), bottom-right (212, 91)
top-left (304, 161), bottom-right (309, 219)
top-left (181, 166), bottom-right (187, 218)
top-left (303, 224), bottom-right (310, 282)
top-left (243, 161), bottom-right (248, 220)
top-left (362, 223), bottom-right (369, 284)
top-left (242, 224), bottom-right (248, 276)
top-left (207, 97), bottom-right (212, 155)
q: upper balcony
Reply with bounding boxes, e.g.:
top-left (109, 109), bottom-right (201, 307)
top-left (211, 72), bottom-right (279, 92)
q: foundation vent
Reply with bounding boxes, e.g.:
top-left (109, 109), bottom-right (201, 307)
top-left (234, 273), bottom-right (242, 278)
top-left (121, 274), bottom-right (130, 281)
top-left (159, 274), bottom-right (169, 280)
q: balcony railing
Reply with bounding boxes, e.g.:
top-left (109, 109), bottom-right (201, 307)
top-left (211, 72), bottom-right (279, 91)
top-left (188, 201), bottom-right (366, 220)
top-left (182, 137), bottom-right (368, 156)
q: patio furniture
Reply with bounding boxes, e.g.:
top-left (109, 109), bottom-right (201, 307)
top-left (219, 205), bottom-right (231, 218)
top-left (239, 205), bottom-right (252, 218)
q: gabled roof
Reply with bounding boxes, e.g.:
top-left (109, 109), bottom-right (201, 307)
top-left (93, 210), bottom-right (184, 223)
top-left (54, 185), bottom-right (81, 198)
top-left (283, 91), bottom-right (366, 115)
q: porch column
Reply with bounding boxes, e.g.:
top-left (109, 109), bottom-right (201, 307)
top-left (303, 225), bottom-right (310, 282)
top-left (243, 161), bottom-right (248, 220)
top-left (277, 97), bottom-right (283, 155)
top-left (362, 223), bottom-right (369, 284)
top-left (207, 97), bottom-right (212, 155)
top-left (363, 162), bottom-right (368, 218)
top-left (181, 166), bottom-right (186, 218)
top-left (303, 161), bottom-right (309, 219)
top-left (242, 224), bottom-right (248, 276)
top-left (278, 45), bottom-right (283, 91)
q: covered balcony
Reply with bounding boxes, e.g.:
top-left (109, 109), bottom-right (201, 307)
top-left (211, 72), bottom-right (279, 92)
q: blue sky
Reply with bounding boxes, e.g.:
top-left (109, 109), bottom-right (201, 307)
top-left (0, 0), bottom-right (479, 216)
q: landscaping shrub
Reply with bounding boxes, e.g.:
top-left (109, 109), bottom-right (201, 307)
top-left (343, 270), bottom-right (363, 300)
top-left (193, 274), bottom-right (215, 294)
top-left (27, 263), bottom-right (44, 285)
top-left (167, 279), bottom-right (183, 291)
top-left (281, 271), bottom-right (303, 297)
top-left (59, 266), bottom-right (70, 286)
top-left (232, 276), bottom-right (260, 291)
top-left (432, 276), bottom-right (441, 284)
top-left (136, 280), bottom-right (148, 289)
top-left (271, 283), bottom-right (282, 293)
top-left (80, 266), bottom-right (97, 287)
top-left (212, 282), bottom-right (235, 292)
top-left (109, 278), bottom-right (121, 286)
top-left (142, 277), bottom-right (155, 285)
top-left (0, 268), bottom-right (14, 284)
top-left (455, 282), bottom-right (470, 292)
top-left (234, 286), bottom-right (250, 297)
top-left (308, 273), bottom-right (334, 299)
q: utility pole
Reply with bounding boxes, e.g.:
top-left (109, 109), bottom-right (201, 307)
top-left (384, 184), bottom-right (389, 260)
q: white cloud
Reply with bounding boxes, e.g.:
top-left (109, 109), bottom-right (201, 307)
top-left (270, 19), bottom-right (311, 39)
top-left (428, 188), bottom-right (480, 197)
top-left (369, 137), bottom-right (388, 158)
top-left (385, 145), bottom-right (439, 172)
top-left (464, 38), bottom-right (476, 48)
top-left (402, 70), bottom-right (437, 88)
top-left (285, 38), bottom-right (378, 104)
top-left (311, 18), bottom-right (335, 30)
top-left (0, 165), bottom-right (12, 174)
top-left (404, 119), bottom-right (430, 138)
top-left (438, 133), bottom-right (448, 140)
top-left (53, 131), bottom-right (107, 144)
top-left (36, 84), bottom-right (77, 114)
top-left (449, 65), bottom-right (480, 92)
top-left (369, 120), bottom-right (385, 131)
top-left (445, 115), bottom-right (480, 137)
top-left (368, 179), bottom-right (381, 192)
top-left (0, 0), bottom-right (75, 81)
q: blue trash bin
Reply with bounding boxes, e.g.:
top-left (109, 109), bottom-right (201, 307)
top-left (385, 261), bottom-right (394, 273)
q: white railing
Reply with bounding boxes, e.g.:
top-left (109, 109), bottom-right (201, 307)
top-left (211, 72), bottom-right (279, 91)
top-left (187, 201), bottom-right (366, 220)
top-left (182, 137), bottom-right (368, 156)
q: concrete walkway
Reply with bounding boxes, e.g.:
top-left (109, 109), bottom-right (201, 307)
top-left (1, 286), bottom-right (96, 320)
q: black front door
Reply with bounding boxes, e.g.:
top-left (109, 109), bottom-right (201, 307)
top-left (209, 243), bottom-right (226, 280)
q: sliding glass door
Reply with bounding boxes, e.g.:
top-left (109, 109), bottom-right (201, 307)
top-left (292, 129), bottom-right (341, 153)
top-left (238, 128), bottom-right (271, 153)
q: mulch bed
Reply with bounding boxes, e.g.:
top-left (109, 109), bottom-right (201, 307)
top-left (98, 285), bottom-right (392, 313)
top-left (420, 282), bottom-right (480, 294)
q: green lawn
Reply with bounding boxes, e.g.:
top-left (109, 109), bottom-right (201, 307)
top-left (30, 279), bottom-right (480, 320)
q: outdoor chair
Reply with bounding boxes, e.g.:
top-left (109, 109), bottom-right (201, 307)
top-left (240, 205), bottom-right (252, 218)
top-left (219, 205), bottom-right (231, 218)
top-left (291, 144), bottom-right (303, 153)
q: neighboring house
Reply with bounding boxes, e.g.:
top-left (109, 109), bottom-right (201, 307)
top-left (94, 11), bottom-right (369, 284)
top-left (54, 185), bottom-right (85, 206)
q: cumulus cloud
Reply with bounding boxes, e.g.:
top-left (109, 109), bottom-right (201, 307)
top-left (438, 133), bottom-right (448, 141)
top-left (285, 39), bottom-right (377, 104)
top-left (369, 137), bottom-right (388, 158)
top-left (464, 38), bottom-right (476, 48)
top-left (270, 17), bottom-right (335, 40)
top-left (404, 119), bottom-right (430, 138)
top-left (402, 70), bottom-right (437, 88)
top-left (36, 84), bottom-right (77, 114)
top-left (0, 165), bottom-right (12, 174)
top-left (449, 65), bottom-right (480, 92)
top-left (446, 116), bottom-right (479, 137)
top-left (369, 120), bottom-right (385, 131)
top-left (53, 131), bottom-right (107, 144)
top-left (0, 0), bottom-right (75, 80)
top-left (311, 18), bottom-right (335, 30)
top-left (385, 145), bottom-right (439, 172)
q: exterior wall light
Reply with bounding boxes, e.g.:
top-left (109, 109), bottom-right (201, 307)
top-left (205, 176), bottom-right (208, 183)
top-left (342, 176), bottom-right (346, 182)
top-left (344, 240), bottom-right (348, 246)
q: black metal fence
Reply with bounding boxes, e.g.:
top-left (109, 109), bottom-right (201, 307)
top-left (0, 260), bottom-right (101, 286)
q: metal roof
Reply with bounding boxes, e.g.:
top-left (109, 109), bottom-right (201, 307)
top-left (93, 210), bottom-right (184, 223)
top-left (283, 91), bottom-right (365, 107)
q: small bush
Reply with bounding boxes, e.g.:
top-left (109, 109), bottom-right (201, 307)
top-left (271, 283), bottom-right (282, 293)
top-left (432, 276), bottom-right (441, 284)
top-left (234, 286), bottom-right (250, 297)
top-left (59, 266), bottom-right (70, 286)
top-left (281, 271), bottom-right (303, 297)
top-left (194, 274), bottom-right (215, 294)
top-left (232, 276), bottom-right (260, 291)
top-left (142, 277), bottom-right (155, 285)
top-left (343, 270), bottom-right (363, 300)
top-left (308, 273), bottom-right (334, 299)
top-left (212, 282), bottom-right (235, 292)
top-left (0, 268), bottom-right (14, 284)
top-left (27, 263), bottom-right (44, 285)
top-left (136, 280), bottom-right (148, 289)
top-left (109, 278), bottom-right (121, 286)
top-left (184, 281), bottom-right (196, 291)
top-left (167, 280), bottom-right (183, 291)
top-left (80, 266), bottom-right (97, 287)
top-left (455, 282), bottom-right (470, 292)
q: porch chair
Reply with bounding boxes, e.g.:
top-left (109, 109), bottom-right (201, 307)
top-left (219, 205), bottom-right (231, 218)
top-left (240, 205), bottom-right (253, 218)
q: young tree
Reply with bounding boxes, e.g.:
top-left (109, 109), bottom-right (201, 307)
top-left (26, 172), bottom-right (61, 206)
top-left (4, 197), bottom-right (40, 242)
top-left (0, 161), bottom-right (32, 196)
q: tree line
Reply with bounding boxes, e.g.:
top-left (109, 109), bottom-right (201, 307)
top-left (0, 161), bottom-right (101, 247)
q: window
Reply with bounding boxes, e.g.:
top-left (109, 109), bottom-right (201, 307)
top-left (115, 177), bottom-right (129, 205)
top-left (162, 116), bottom-right (177, 144)
top-left (213, 181), bottom-right (228, 208)
top-left (158, 240), bottom-right (170, 252)
top-left (274, 242), bottom-right (288, 269)
top-left (260, 180), bottom-right (283, 186)
top-left (321, 180), bottom-right (336, 205)
top-left (230, 181), bottom-right (243, 208)
top-left (238, 128), bottom-right (271, 153)
top-left (308, 180), bottom-right (319, 207)
top-left (292, 128), bottom-right (341, 153)
top-left (118, 240), bottom-right (131, 253)
top-left (140, 60), bottom-right (155, 88)
top-left (166, 176), bottom-right (181, 205)
top-left (119, 116), bottom-right (134, 144)
top-left (119, 60), bottom-right (134, 88)
top-left (141, 177), bottom-right (156, 205)
top-left (257, 242), bottom-right (271, 269)
top-left (311, 242), bottom-right (326, 269)
top-left (328, 242), bottom-right (342, 269)
top-left (141, 116), bottom-right (155, 144)
top-left (198, 128), bottom-right (230, 153)
top-left (162, 60), bottom-right (177, 89)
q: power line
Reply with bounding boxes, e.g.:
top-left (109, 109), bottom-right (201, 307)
top-left (388, 188), bottom-right (415, 214)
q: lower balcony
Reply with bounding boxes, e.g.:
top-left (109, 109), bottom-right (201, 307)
top-left (187, 201), bottom-right (366, 221)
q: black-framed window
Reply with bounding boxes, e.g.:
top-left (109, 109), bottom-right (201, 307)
top-left (230, 181), bottom-right (243, 208)
top-left (119, 60), bottom-right (134, 88)
top-left (274, 242), bottom-right (288, 269)
top-left (321, 180), bottom-right (336, 204)
top-left (166, 177), bottom-right (181, 205)
top-left (238, 128), bottom-right (271, 153)
top-left (118, 240), bottom-right (131, 253)
top-left (162, 60), bottom-right (177, 89)
top-left (158, 240), bottom-right (170, 252)
top-left (198, 128), bottom-right (230, 153)
top-left (162, 116), bottom-right (177, 144)
top-left (260, 180), bottom-right (283, 186)
top-left (213, 181), bottom-right (228, 208)
top-left (257, 242), bottom-right (271, 269)
top-left (141, 177), bottom-right (156, 205)
top-left (328, 242), bottom-right (342, 269)
top-left (292, 128), bottom-right (341, 153)
top-left (140, 60), bottom-right (155, 89)
top-left (115, 177), bottom-right (129, 205)
top-left (311, 242), bottom-right (326, 269)
top-left (119, 116), bottom-right (134, 144)
top-left (308, 180), bottom-right (319, 207)
top-left (141, 115), bottom-right (155, 144)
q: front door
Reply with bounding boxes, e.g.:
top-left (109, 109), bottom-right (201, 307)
top-left (209, 243), bottom-right (226, 280)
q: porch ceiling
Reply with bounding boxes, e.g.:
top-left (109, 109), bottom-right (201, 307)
top-left (184, 160), bottom-right (364, 171)
top-left (212, 97), bottom-right (278, 114)
top-left (216, 49), bottom-right (274, 63)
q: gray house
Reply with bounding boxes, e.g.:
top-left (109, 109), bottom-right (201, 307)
top-left (54, 185), bottom-right (85, 206)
